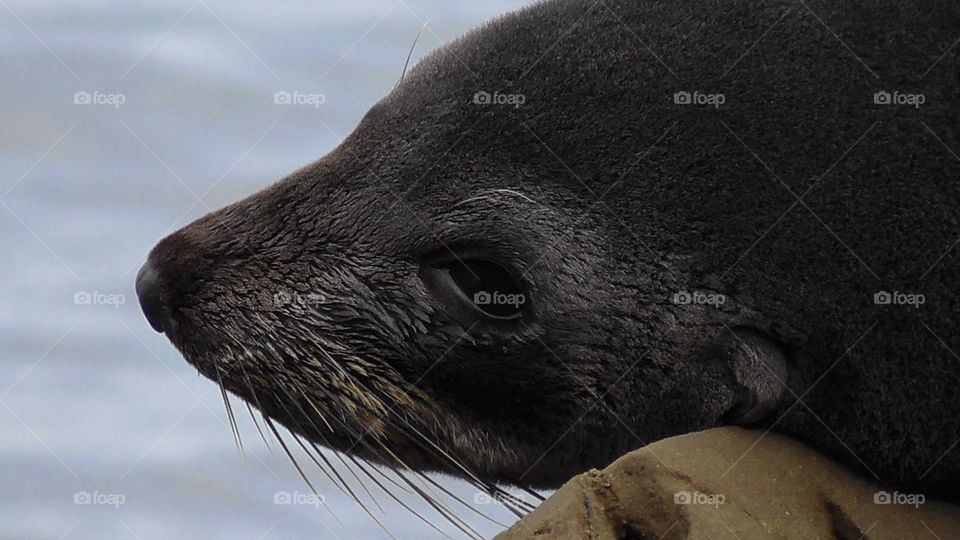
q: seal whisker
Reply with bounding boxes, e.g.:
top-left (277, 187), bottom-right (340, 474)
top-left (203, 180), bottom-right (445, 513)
top-left (228, 326), bottom-right (527, 530)
top-left (517, 485), bottom-right (546, 504)
top-left (324, 360), bottom-right (483, 486)
top-left (292, 381), bottom-right (358, 442)
top-left (390, 422), bottom-right (537, 517)
top-left (358, 423), bottom-right (514, 528)
top-left (390, 418), bottom-right (483, 486)
top-left (244, 400), bottom-right (273, 453)
top-left (318, 356), bottom-right (532, 522)
top-left (215, 364), bottom-right (243, 454)
top-left (325, 445), bottom-right (387, 513)
top-left (395, 20), bottom-right (429, 88)
top-left (288, 378), bottom-right (491, 535)
top-left (394, 468), bottom-right (481, 540)
top-left (234, 344), bottom-right (275, 452)
top-left (356, 438), bottom-right (471, 538)
top-left (329, 406), bottom-right (488, 535)
top-left (294, 432), bottom-right (361, 507)
top-left (317, 386), bottom-right (504, 534)
top-left (289, 406), bottom-right (389, 515)
top-left (328, 417), bottom-right (469, 539)
top-left (270, 389), bottom-right (383, 518)
top-left (298, 436), bottom-right (391, 522)
top-left (347, 452), bottom-right (413, 495)
top-left (338, 446), bottom-right (413, 495)
top-left (490, 486), bottom-right (538, 515)
top-left (262, 417), bottom-right (347, 528)
top-left (346, 453), bottom-right (463, 538)
top-left (329, 452), bottom-right (388, 514)
top-left (416, 471), bottom-right (511, 527)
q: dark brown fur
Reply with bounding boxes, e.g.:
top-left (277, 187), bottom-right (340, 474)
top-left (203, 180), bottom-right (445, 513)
top-left (138, 0), bottom-right (960, 500)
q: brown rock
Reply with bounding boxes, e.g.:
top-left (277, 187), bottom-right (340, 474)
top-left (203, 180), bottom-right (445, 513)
top-left (495, 427), bottom-right (960, 539)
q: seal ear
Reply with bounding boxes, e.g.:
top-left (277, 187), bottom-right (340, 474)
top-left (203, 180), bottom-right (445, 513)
top-left (719, 328), bottom-right (790, 425)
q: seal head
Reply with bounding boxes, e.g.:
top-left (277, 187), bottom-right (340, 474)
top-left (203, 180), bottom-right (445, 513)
top-left (138, 0), bottom-right (960, 496)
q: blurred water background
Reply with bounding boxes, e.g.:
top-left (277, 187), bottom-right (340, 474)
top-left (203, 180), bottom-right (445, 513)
top-left (0, 1), bottom-right (532, 538)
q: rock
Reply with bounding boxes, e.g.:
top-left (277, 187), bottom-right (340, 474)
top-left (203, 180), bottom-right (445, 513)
top-left (495, 427), bottom-right (960, 539)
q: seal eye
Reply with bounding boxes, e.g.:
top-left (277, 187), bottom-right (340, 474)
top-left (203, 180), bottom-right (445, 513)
top-left (423, 258), bottom-right (527, 322)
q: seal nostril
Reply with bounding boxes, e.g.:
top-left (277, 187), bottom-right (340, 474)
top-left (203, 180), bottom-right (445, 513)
top-left (135, 259), bottom-right (172, 334)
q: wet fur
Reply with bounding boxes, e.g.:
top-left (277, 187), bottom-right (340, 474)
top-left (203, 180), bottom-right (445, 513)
top-left (146, 0), bottom-right (960, 500)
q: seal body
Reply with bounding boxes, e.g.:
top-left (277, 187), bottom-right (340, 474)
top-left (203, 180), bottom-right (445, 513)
top-left (137, 0), bottom-right (960, 498)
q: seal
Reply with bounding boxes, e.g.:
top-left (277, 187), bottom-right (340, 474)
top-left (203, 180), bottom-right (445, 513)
top-left (136, 0), bottom-right (960, 505)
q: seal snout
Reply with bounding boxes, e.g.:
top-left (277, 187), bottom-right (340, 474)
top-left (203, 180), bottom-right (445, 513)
top-left (135, 258), bottom-right (172, 334)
